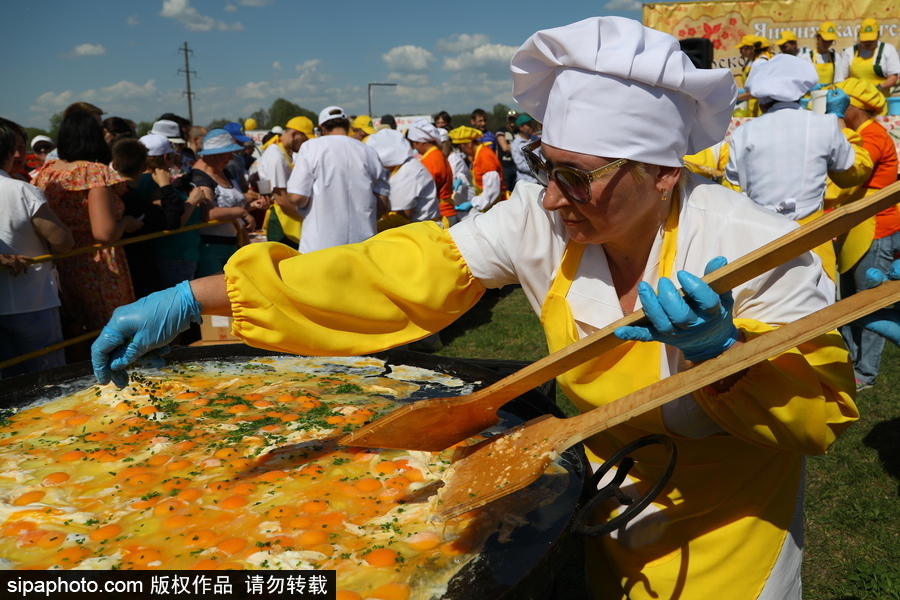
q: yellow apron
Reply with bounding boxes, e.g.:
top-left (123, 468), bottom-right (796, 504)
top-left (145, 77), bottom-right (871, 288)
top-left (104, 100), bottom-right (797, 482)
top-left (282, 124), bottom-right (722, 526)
top-left (815, 60), bottom-right (835, 86)
top-left (797, 210), bottom-right (837, 283)
top-left (849, 48), bottom-right (886, 88)
top-left (268, 140), bottom-right (303, 244)
top-left (539, 195), bottom-right (796, 599)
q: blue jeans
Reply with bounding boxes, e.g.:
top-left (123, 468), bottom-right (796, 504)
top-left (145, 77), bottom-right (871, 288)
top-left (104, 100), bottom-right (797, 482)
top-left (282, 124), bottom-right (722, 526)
top-left (840, 231), bottom-right (900, 385)
top-left (157, 257), bottom-right (197, 288)
top-left (0, 306), bottom-right (65, 378)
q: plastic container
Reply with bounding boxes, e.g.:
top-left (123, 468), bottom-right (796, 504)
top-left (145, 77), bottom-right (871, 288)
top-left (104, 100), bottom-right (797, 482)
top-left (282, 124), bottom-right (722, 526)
top-left (810, 89), bottom-right (828, 114)
top-left (887, 97), bottom-right (900, 116)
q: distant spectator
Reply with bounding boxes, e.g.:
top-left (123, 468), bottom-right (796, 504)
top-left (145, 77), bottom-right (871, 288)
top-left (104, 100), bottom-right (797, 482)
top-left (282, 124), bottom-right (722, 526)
top-left (223, 122), bottom-right (254, 192)
top-left (103, 116), bottom-right (137, 147)
top-left (449, 125), bottom-right (505, 217)
top-left (0, 118), bottom-right (74, 377)
top-left (433, 111), bottom-right (451, 130)
top-left (150, 119), bottom-right (187, 175)
top-left (26, 135), bottom-right (55, 178)
top-left (813, 21), bottom-right (850, 86)
top-left (496, 111), bottom-right (518, 192)
top-left (350, 115), bottom-right (376, 142)
top-left (182, 125), bottom-right (207, 171)
top-left (32, 104), bottom-right (142, 357)
top-left (470, 108), bottom-right (496, 152)
top-left (511, 114), bottom-right (540, 185)
top-left (407, 118), bottom-right (457, 226)
top-left (379, 114), bottom-right (397, 130)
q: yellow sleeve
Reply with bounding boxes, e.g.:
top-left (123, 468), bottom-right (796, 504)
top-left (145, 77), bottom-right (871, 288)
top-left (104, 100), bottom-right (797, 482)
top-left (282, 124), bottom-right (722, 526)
top-left (224, 222), bottom-right (486, 356)
top-left (828, 128), bottom-right (873, 189)
top-left (692, 319), bottom-right (858, 455)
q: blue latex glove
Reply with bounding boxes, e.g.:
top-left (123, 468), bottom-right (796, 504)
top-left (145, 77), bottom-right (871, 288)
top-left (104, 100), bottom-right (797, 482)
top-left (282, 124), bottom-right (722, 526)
top-left (455, 201), bottom-right (473, 211)
top-left (452, 178), bottom-right (463, 191)
top-left (825, 88), bottom-right (850, 118)
top-left (810, 83), bottom-right (826, 91)
top-left (857, 260), bottom-right (900, 345)
top-left (737, 88), bottom-right (746, 95)
top-left (91, 280), bottom-right (203, 387)
top-left (615, 256), bottom-right (740, 362)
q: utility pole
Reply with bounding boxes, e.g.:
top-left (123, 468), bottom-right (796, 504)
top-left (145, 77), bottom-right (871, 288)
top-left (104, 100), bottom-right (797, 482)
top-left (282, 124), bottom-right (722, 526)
top-left (368, 82), bottom-right (397, 119)
top-left (178, 42), bottom-right (196, 124)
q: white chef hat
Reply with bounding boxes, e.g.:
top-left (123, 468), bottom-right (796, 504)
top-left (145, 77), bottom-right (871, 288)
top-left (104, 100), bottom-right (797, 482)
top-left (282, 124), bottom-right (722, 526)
top-left (511, 16), bottom-right (736, 167)
top-left (366, 128), bottom-right (412, 167)
top-left (745, 54), bottom-right (817, 105)
top-left (406, 118), bottom-right (442, 143)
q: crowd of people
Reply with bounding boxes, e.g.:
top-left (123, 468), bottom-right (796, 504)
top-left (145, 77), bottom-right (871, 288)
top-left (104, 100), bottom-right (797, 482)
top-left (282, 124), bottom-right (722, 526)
top-left (3, 12), bottom-right (900, 599)
top-left (0, 99), bottom-right (533, 374)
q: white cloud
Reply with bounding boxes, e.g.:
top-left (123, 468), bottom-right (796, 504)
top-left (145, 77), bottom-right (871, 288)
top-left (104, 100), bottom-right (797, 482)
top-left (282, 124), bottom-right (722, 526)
top-left (295, 59), bottom-right (322, 74)
top-left (70, 43), bottom-right (106, 57)
top-left (238, 0), bottom-right (274, 5)
top-left (273, 61), bottom-right (281, 72)
top-left (224, 3), bottom-right (237, 12)
top-left (436, 33), bottom-right (491, 54)
top-left (604, 0), bottom-right (643, 11)
top-left (126, 14), bottom-right (140, 26)
top-left (387, 72), bottom-right (429, 87)
top-left (443, 44), bottom-right (517, 71)
top-left (382, 46), bottom-right (434, 72)
top-left (159, 0), bottom-right (243, 32)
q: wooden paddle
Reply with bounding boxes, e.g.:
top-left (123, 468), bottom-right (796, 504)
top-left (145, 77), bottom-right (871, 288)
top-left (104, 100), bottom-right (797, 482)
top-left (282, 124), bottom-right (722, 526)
top-left (436, 278), bottom-right (900, 520)
top-left (340, 181), bottom-right (900, 452)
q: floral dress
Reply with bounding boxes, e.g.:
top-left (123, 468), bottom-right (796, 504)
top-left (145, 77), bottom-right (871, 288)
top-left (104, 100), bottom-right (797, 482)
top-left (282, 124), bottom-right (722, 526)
top-left (32, 161), bottom-right (134, 331)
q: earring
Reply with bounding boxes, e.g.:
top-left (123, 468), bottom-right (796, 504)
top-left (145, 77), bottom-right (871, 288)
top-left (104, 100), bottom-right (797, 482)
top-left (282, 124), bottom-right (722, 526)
top-left (660, 188), bottom-right (669, 202)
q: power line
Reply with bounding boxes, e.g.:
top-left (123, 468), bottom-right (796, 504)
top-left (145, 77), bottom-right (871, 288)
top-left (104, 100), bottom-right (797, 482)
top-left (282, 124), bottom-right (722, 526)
top-left (178, 42), bottom-right (196, 124)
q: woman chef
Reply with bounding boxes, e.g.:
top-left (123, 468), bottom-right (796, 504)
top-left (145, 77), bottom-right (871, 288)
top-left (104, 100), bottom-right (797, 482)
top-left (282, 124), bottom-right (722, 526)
top-left (92, 17), bottom-right (857, 600)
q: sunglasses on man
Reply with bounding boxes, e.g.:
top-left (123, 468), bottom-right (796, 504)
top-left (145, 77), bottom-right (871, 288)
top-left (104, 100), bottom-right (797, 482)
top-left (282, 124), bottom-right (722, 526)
top-left (522, 138), bottom-right (628, 205)
top-left (34, 146), bottom-right (54, 154)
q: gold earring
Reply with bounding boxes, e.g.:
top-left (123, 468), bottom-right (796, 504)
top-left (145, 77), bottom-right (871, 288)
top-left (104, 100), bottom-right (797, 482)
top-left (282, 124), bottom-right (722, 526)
top-left (660, 188), bottom-right (668, 202)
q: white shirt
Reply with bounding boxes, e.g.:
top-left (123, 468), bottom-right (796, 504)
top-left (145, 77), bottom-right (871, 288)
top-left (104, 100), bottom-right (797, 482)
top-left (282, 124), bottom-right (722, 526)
top-left (837, 41), bottom-right (900, 82)
top-left (511, 135), bottom-right (539, 185)
top-left (725, 102), bottom-right (856, 220)
top-left (0, 170), bottom-right (61, 315)
top-left (256, 142), bottom-right (291, 191)
top-left (287, 135), bottom-right (390, 254)
top-left (388, 159), bottom-right (440, 222)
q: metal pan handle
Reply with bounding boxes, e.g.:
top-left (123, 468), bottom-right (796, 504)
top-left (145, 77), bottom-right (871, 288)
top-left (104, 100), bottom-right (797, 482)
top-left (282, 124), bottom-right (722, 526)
top-left (574, 434), bottom-right (677, 537)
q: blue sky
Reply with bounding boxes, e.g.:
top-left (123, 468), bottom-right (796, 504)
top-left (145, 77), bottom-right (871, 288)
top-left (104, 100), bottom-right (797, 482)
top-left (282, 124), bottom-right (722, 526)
top-left (1, 0), bottom-right (645, 132)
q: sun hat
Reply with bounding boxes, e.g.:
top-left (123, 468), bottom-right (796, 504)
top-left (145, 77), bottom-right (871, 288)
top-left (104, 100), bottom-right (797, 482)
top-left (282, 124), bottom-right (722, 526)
top-left (31, 135), bottom-right (55, 151)
top-left (285, 116), bottom-right (316, 139)
top-left (139, 134), bottom-right (174, 157)
top-left (406, 118), bottom-right (442, 143)
top-left (776, 31), bottom-right (798, 46)
top-left (149, 120), bottom-right (186, 144)
top-left (351, 115), bottom-right (376, 135)
top-left (318, 106), bottom-right (348, 126)
top-left (818, 21), bottom-right (838, 42)
top-left (859, 18), bottom-right (879, 42)
top-left (745, 53), bottom-right (818, 105)
top-left (835, 78), bottom-right (887, 115)
top-left (511, 16), bottom-right (736, 167)
top-left (197, 129), bottom-right (243, 156)
top-left (223, 122), bottom-right (251, 144)
top-left (447, 126), bottom-right (483, 145)
top-left (365, 129), bottom-right (412, 167)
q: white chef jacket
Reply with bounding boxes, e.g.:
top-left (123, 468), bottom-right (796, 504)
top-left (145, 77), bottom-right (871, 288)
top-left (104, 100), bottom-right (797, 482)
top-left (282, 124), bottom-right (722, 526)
top-left (256, 142), bottom-right (291, 191)
top-left (724, 102), bottom-right (856, 220)
top-left (388, 159), bottom-right (440, 223)
top-left (287, 135), bottom-right (390, 254)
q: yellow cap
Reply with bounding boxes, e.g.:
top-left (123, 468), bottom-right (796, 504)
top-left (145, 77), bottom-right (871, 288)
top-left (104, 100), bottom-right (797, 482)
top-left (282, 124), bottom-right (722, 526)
top-left (448, 126), bottom-right (482, 145)
top-left (818, 21), bottom-right (838, 42)
top-left (775, 30), bottom-right (797, 46)
top-left (735, 34), bottom-right (757, 49)
top-left (351, 115), bottom-right (376, 135)
top-left (243, 118), bottom-right (258, 131)
top-left (285, 116), bottom-right (316, 139)
top-left (859, 18), bottom-right (879, 42)
top-left (836, 78), bottom-right (887, 115)
top-left (755, 36), bottom-right (771, 48)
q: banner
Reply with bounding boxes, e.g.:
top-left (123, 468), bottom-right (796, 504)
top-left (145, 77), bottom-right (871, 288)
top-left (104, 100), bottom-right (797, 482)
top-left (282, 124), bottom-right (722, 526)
top-left (643, 1), bottom-right (900, 80)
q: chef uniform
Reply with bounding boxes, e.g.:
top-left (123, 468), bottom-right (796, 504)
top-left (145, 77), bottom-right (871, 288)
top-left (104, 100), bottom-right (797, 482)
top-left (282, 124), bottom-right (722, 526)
top-left (220, 17), bottom-right (857, 599)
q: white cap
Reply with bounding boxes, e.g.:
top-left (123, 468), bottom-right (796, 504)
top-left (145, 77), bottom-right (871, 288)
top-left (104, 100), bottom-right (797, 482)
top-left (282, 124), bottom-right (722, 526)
top-left (365, 129), bottom-right (412, 167)
top-left (511, 16), bottom-right (736, 167)
top-left (31, 135), bottom-right (54, 150)
top-left (150, 119), bottom-right (186, 144)
top-left (407, 118), bottom-right (442, 143)
top-left (139, 134), bottom-right (174, 157)
top-left (318, 106), bottom-right (348, 126)
top-left (270, 126), bottom-right (284, 134)
top-left (746, 53), bottom-right (818, 105)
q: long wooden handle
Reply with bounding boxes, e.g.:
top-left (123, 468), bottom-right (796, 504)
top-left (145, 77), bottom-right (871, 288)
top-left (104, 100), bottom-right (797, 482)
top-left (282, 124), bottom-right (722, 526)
top-left (473, 180), bottom-right (900, 411)
top-left (560, 279), bottom-right (900, 447)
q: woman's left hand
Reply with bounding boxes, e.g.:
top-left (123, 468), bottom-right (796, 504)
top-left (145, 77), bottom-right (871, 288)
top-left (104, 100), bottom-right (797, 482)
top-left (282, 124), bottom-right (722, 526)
top-left (615, 256), bottom-right (741, 362)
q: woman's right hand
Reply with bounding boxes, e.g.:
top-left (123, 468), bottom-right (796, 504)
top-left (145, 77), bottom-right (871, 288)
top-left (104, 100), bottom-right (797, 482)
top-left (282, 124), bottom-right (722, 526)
top-left (241, 211), bottom-right (256, 231)
top-left (151, 167), bottom-right (172, 188)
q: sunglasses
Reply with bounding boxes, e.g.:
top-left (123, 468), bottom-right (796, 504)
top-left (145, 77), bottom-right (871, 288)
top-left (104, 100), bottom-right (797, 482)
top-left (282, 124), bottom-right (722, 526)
top-left (34, 146), bottom-right (54, 154)
top-left (522, 139), bottom-right (628, 204)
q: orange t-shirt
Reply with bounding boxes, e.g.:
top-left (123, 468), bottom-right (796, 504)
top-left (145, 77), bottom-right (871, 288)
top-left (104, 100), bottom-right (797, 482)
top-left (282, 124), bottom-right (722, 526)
top-left (859, 119), bottom-right (900, 239)
top-left (473, 144), bottom-right (505, 196)
top-left (419, 146), bottom-right (455, 217)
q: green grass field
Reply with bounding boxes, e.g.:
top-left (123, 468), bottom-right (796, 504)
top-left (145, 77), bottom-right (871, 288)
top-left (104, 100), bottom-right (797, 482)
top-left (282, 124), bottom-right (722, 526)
top-left (434, 286), bottom-right (900, 599)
